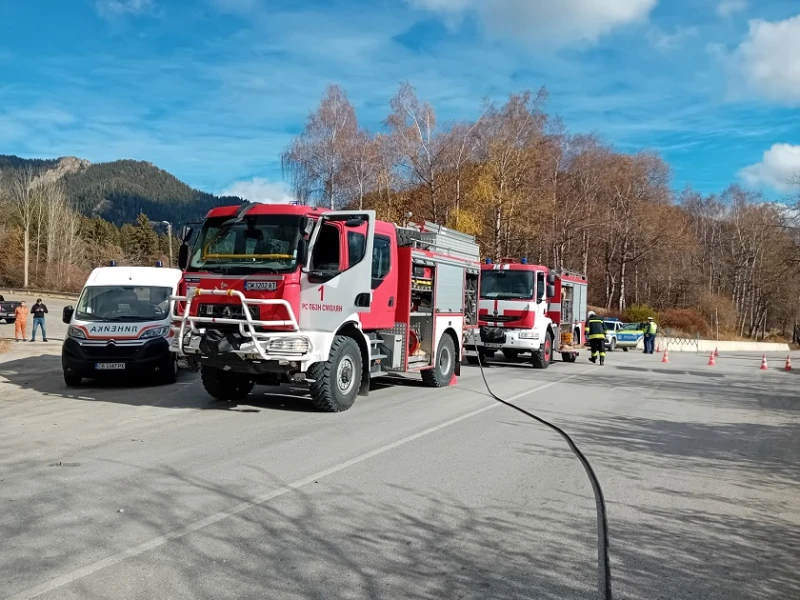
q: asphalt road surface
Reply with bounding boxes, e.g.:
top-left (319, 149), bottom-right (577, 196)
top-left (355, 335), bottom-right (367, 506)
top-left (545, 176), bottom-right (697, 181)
top-left (1, 296), bottom-right (798, 600)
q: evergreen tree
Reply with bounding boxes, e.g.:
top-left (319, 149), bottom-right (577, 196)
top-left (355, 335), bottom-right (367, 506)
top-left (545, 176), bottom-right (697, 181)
top-left (128, 213), bottom-right (160, 264)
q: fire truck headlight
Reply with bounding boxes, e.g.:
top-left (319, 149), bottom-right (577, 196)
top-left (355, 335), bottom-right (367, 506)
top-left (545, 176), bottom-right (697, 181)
top-left (267, 337), bottom-right (310, 355)
top-left (519, 331), bottom-right (539, 340)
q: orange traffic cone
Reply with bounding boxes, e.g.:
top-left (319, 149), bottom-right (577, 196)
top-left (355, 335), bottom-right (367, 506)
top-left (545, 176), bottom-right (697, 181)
top-left (714, 347), bottom-right (719, 357)
top-left (450, 372), bottom-right (458, 385)
top-left (708, 351), bottom-right (716, 366)
top-left (760, 354), bottom-right (768, 371)
top-left (661, 348), bottom-right (669, 363)
top-left (656, 342), bottom-right (662, 353)
top-left (785, 356), bottom-right (792, 371)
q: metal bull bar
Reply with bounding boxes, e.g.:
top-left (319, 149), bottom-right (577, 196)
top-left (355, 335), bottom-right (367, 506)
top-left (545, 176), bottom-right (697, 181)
top-left (170, 288), bottom-right (301, 361)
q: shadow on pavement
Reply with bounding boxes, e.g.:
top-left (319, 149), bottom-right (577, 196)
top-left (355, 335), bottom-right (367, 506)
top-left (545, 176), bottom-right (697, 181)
top-left (0, 354), bottom-right (425, 414)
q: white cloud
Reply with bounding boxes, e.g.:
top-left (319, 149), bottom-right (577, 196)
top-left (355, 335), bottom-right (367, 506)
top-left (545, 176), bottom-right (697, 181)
top-left (408, 0), bottom-right (658, 45)
top-left (728, 15), bottom-right (800, 105)
top-left (220, 178), bottom-right (295, 204)
top-left (717, 0), bottom-right (747, 17)
top-left (647, 26), bottom-right (699, 52)
top-left (739, 144), bottom-right (800, 193)
top-left (95, 0), bottom-right (153, 19)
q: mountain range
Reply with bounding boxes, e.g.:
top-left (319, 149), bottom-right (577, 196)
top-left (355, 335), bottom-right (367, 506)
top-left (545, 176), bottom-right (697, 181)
top-left (0, 155), bottom-right (244, 227)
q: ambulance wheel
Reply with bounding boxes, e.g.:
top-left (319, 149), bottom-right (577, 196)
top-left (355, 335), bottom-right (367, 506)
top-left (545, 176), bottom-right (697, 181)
top-left (532, 333), bottom-right (553, 369)
top-left (201, 366), bottom-right (254, 401)
top-left (561, 352), bottom-right (577, 363)
top-left (622, 347), bottom-right (629, 352)
top-left (64, 373), bottom-right (81, 387)
top-left (157, 354), bottom-right (178, 385)
top-left (422, 334), bottom-right (456, 387)
top-left (502, 349), bottom-right (520, 360)
top-left (308, 335), bottom-right (362, 412)
top-left (608, 338), bottom-right (617, 352)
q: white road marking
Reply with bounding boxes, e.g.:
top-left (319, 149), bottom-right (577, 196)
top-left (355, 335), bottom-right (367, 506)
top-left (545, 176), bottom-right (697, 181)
top-left (4, 367), bottom-right (594, 600)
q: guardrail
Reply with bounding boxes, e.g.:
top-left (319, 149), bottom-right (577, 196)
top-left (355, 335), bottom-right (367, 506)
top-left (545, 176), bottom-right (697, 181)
top-left (0, 288), bottom-right (80, 300)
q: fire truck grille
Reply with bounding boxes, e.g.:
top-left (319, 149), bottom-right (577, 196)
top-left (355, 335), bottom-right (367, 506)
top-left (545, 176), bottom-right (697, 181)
top-left (480, 315), bottom-right (518, 323)
top-left (198, 304), bottom-right (259, 320)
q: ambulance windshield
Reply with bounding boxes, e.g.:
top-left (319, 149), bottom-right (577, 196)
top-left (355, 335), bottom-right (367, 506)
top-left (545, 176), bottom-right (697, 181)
top-left (189, 214), bottom-right (302, 274)
top-left (480, 271), bottom-right (535, 300)
top-left (76, 286), bottom-right (172, 322)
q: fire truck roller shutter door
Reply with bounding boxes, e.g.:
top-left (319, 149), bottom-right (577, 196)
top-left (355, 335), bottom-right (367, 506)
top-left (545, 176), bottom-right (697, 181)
top-left (435, 263), bottom-right (465, 313)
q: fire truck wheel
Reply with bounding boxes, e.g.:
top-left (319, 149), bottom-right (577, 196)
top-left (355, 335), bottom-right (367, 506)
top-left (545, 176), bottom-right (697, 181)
top-left (422, 334), bottom-right (456, 387)
top-left (532, 333), bottom-right (553, 369)
top-left (201, 366), bottom-right (254, 401)
top-left (502, 349), bottom-right (520, 360)
top-left (308, 335), bottom-right (362, 412)
top-left (561, 352), bottom-right (577, 363)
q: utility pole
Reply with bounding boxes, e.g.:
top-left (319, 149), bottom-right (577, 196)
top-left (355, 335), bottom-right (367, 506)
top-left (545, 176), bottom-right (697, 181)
top-left (148, 220), bottom-right (173, 267)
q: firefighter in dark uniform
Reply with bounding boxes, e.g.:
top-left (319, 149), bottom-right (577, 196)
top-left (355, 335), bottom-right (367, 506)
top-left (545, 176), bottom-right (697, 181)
top-left (586, 311), bottom-right (607, 365)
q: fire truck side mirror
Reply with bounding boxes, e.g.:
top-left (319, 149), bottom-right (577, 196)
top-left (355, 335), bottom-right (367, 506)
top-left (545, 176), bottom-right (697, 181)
top-left (178, 244), bottom-right (189, 270)
top-left (547, 272), bottom-right (556, 285)
top-left (297, 238), bottom-right (309, 266)
top-left (546, 284), bottom-right (556, 298)
top-left (180, 225), bottom-right (193, 242)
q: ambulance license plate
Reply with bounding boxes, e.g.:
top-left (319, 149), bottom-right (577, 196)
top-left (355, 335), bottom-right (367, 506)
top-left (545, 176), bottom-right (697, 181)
top-left (96, 363), bottom-right (126, 370)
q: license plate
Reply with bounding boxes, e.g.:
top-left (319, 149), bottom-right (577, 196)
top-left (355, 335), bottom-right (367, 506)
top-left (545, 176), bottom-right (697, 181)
top-left (95, 363), bottom-right (126, 370)
top-left (485, 343), bottom-right (503, 349)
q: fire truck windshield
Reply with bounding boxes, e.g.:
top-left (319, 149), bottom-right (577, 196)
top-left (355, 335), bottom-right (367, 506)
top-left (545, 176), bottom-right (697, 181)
top-left (480, 270), bottom-right (535, 300)
top-left (189, 214), bottom-right (302, 274)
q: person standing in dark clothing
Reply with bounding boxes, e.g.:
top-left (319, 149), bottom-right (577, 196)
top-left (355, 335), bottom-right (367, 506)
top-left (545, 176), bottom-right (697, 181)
top-left (585, 311), bottom-right (607, 365)
top-left (30, 298), bottom-right (48, 342)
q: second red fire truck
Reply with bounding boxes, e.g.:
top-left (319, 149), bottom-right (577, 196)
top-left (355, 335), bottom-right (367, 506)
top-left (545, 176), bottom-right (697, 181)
top-left (170, 203), bottom-right (481, 412)
top-left (465, 258), bottom-right (588, 368)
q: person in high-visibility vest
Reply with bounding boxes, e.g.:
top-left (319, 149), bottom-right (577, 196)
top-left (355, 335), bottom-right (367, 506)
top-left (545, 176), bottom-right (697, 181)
top-left (585, 311), bottom-right (606, 365)
top-left (643, 316), bottom-right (658, 354)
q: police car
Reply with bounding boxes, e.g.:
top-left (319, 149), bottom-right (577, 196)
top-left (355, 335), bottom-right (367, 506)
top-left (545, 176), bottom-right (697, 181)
top-left (615, 322), bottom-right (645, 351)
top-left (602, 317), bottom-right (625, 351)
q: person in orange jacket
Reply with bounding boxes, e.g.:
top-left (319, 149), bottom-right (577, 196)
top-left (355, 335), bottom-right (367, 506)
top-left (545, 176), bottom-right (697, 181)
top-left (14, 301), bottom-right (28, 342)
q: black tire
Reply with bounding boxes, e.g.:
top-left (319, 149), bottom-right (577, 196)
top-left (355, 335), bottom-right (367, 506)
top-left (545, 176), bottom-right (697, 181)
top-left (502, 349), bottom-right (520, 360)
top-left (532, 333), bottom-right (553, 369)
top-left (466, 355), bottom-right (480, 365)
top-left (64, 373), bottom-right (81, 387)
top-left (622, 347), bottom-right (629, 352)
top-left (396, 228), bottom-right (421, 247)
top-left (466, 348), bottom-right (488, 366)
top-left (561, 352), bottom-right (577, 363)
top-left (422, 334), bottom-right (456, 387)
top-left (608, 338), bottom-right (616, 352)
top-left (201, 366), bottom-right (254, 401)
top-left (6, 318), bottom-right (15, 324)
top-left (158, 355), bottom-right (178, 385)
top-left (307, 335), bottom-right (362, 412)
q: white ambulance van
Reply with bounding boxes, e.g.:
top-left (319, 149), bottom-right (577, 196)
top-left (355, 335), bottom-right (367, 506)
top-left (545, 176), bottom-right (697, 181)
top-left (61, 263), bottom-right (183, 387)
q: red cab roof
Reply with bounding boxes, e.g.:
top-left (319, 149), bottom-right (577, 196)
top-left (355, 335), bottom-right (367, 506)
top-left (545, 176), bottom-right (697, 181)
top-left (205, 203), bottom-right (328, 219)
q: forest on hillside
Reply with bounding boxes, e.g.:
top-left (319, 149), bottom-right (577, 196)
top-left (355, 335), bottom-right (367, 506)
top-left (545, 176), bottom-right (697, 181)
top-left (61, 159), bottom-right (241, 225)
top-left (281, 84), bottom-right (800, 340)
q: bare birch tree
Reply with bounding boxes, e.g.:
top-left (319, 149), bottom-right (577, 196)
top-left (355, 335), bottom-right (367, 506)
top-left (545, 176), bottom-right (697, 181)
top-left (281, 84), bottom-right (358, 209)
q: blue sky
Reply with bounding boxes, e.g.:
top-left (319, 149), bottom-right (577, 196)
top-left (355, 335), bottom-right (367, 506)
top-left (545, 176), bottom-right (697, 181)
top-left (1, 0), bottom-right (798, 202)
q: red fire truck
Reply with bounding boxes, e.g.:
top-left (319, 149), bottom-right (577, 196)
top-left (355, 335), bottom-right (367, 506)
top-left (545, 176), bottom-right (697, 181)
top-left (169, 203), bottom-right (481, 411)
top-left (464, 258), bottom-right (587, 368)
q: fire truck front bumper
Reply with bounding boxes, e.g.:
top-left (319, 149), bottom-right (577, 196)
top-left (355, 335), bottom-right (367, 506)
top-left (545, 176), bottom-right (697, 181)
top-left (465, 327), bottom-right (542, 353)
top-left (171, 329), bottom-right (330, 374)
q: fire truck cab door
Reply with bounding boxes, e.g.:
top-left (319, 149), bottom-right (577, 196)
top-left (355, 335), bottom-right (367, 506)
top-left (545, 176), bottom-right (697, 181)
top-left (301, 210), bottom-right (375, 332)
